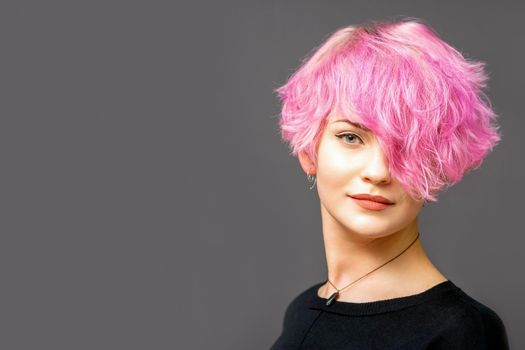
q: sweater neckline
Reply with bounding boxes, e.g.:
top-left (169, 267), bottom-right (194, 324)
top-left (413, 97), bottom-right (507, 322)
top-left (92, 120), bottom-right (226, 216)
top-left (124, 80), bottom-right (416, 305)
top-left (308, 279), bottom-right (460, 316)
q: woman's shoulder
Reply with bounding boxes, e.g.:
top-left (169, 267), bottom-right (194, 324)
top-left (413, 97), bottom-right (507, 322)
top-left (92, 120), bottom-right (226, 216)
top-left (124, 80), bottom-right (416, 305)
top-left (280, 281), bottom-right (324, 318)
top-left (283, 280), bottom-right (324, 310)
top-left (428, 283), bottom-right (510, 349)
top-left (438, 283), bottom-right (506, 325)
top-left (276, 281), bottom-right (326, 335)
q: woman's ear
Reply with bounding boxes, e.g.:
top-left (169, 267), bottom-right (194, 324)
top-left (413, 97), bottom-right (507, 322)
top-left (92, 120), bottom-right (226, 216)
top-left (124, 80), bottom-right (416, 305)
top-left (298, 150), bottom-right (316, 175)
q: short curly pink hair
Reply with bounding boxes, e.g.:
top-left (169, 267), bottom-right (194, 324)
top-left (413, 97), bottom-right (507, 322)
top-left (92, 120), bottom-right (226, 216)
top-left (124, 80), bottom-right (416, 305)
top-left (275, 18), bottom-right (501, 202)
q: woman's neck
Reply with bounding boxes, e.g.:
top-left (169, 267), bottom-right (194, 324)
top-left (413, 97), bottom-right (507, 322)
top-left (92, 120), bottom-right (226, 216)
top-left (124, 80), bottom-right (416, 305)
top-left (319, 208), bottom-right (447, 301)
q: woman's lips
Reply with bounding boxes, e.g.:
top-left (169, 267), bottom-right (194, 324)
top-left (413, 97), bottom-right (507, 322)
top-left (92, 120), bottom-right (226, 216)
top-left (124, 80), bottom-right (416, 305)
top-left (350, 197), bottom-right (393, 211)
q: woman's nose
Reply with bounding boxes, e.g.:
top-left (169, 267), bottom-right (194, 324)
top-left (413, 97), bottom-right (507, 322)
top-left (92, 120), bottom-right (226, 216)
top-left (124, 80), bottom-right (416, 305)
top-left (360, 144), bottom-right (392, 185)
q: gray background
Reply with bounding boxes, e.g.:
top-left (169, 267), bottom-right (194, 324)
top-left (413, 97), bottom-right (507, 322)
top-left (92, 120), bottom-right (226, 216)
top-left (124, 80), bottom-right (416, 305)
top-left (1, 0), bottom-right (523, 349)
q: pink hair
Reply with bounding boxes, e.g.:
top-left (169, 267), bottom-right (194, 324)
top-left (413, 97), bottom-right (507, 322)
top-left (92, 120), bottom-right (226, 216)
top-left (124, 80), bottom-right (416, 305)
top-left (275, 18), bottom-right (501, 202)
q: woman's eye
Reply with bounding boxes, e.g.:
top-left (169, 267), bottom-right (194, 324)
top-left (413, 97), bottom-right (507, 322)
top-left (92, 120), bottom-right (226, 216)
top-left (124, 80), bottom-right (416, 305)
top-left (336, 132), bottom-right (363, 144)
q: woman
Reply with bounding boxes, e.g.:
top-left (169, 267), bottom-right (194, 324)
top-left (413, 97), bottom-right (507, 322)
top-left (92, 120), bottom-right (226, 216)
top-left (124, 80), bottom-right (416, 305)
top-left (270, 18), bottom-right (509, 349)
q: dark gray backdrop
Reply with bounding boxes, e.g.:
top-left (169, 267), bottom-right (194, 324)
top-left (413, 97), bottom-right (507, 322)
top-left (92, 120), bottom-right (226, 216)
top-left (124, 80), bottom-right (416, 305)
top-left (1, 1), bottom-right (522, 349)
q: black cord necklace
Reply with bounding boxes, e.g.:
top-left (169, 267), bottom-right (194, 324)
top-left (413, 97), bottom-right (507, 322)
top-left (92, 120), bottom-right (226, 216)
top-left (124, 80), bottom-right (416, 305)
top-left (324, 231), bottom-right (420, 306)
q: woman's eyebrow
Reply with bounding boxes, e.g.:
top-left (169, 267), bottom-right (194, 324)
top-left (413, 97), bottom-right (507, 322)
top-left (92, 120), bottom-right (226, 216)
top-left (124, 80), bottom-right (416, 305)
top-left (332, 119), bottom-right (370, 132)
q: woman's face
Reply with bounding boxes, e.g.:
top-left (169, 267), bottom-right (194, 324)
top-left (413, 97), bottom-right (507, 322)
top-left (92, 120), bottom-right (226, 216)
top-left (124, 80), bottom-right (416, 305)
top-left (299, 116), bottom-right (424, 238)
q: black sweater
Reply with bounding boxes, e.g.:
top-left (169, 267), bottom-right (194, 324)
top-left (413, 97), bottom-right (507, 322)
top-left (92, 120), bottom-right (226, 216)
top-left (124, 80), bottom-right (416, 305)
top-left (270, 280), bottom-right (509, 349)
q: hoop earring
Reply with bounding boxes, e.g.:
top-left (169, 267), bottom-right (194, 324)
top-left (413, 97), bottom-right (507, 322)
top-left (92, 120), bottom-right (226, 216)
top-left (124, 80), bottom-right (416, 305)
top-left (306, 171), bottom-right (317, 190)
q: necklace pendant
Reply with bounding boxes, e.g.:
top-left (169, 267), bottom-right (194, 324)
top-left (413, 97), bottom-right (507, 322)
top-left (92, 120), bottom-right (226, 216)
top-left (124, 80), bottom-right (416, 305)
top-left (326, 291), bottom-right (339, 306)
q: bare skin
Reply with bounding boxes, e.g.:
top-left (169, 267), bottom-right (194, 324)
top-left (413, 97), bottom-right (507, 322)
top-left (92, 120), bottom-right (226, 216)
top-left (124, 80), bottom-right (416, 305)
top-left (316, 216), bottom-right (448, 303)
top-left (299, 115), bottom-right (448, 303)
